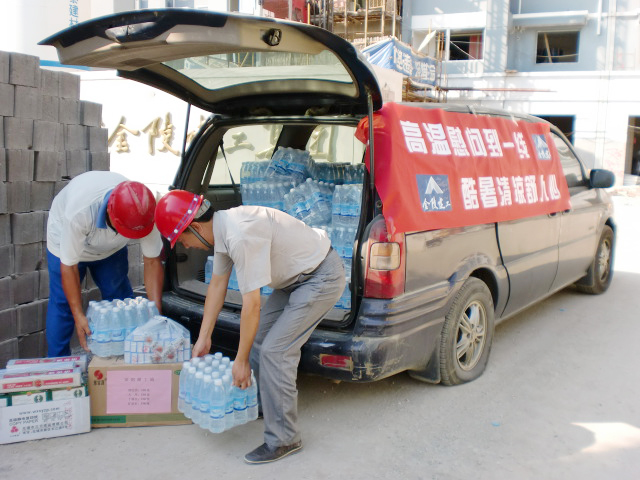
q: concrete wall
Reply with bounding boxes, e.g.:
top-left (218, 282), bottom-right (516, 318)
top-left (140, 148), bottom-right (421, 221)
top-left (0, 51), bottom-right (145, 366)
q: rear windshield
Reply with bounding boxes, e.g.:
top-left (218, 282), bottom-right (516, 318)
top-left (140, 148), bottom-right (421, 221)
top-left (163, 51), bottom-right (353, 91)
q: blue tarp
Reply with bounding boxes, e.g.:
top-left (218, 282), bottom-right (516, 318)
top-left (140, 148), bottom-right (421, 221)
top-left (362, 38), bottom-right (437, 86)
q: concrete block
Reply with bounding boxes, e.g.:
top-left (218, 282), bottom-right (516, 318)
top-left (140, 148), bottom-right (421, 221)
top-left (6, 181), bottom-right (31, 213)
top-left (30, 181), bottom-right (55, 211)
top-left (40, 69), bottom-right (60, 96)
top-left (13, 243), bottom-right (43, 274)
top-left (11, 212), bottom-right (45, 244)
top-left (41, 95), bottom-right (59, 122)
top-left (0, 338), bottom-right (19, 369)
top-left (38, 239), bottom-right (47, 270)
top-left (9, 52), bottom-right (40, 87)
top-left (0, 116), bottom-right (3, 148)
top-left (16, 299), bottom-right (47, 335)
top-left (90, 151), bottom-right (110, 171)
top-left (127, 242), bottom-right (141, 266)
top-left (3, 117), bottom-right (33, 149)
top-left (0, 148), bottom-right (5, 181)
top-left (34, 151), bottom-right (62, 181)
top-left (64, 124), bottom-right (87, 150)
top-left (0, 83), bottom-right (14, 116)
top-left (66, 150), bottom-right (89, 178)
top-left (0, 244), bottom-right (13, 277)
top-left (0, 51), bottom-right (9, 84)
top-left (81, 101), bottom-right (102, 127)
top-left (128, 263), bottom-right (143, 288)
top-left (39, 269), bottom-right (49, 299)
top-left (59, 97), bottom-right (80, 125)
top-left (14, 85), bottom-right (42, 119)
top-left (59, 71), bottom-right (80, 99)
top-left (6, 149), bottom-right (34, 182)
top-left (33, 120), bottom-right (64, 152)
top-left (18, 331), bottom-right (47, 359)
top-left (0, 182), bottom-right (6, 214)
top-left (54, 179), bottom-right (69, 196)
top-left (0, 308), bottom-right (17, 343)
top-left (13, 271), bottom-right (40, 305)
top-left (0, 276), bottom-right (14, 310)
top-left (0, 214), bottom-right (10, 245)
top-left (88, 127), bottom-right (108, 151)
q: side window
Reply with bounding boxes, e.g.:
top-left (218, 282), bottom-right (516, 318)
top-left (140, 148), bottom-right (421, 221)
top-left (551, 133), bottom-right (586, 189)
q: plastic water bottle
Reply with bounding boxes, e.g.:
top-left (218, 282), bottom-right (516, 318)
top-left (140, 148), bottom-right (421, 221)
top-left (208, 378), bottom-right (226, 433)
top-left (246, 370), bottom-right (259, 421)
top-left (222, 374), bottom-right (235, 429)
top-left (191, 372), bottom-right (205, 425)
top-left (198, 375), bottom-right (212, 428)
top-left (214, 352), bottom-right (223, 360)
top-left (147, 300), bottom-right (160, 318)
top-left (221, 357), bottom-right (230, 368)
top-left (110, 307), bottom-right (125, 355)
top-left (183, 366), bottom-right (197, 419)
top-left (332, 185), bottom-right (343, 227)
top-left (135, 302), bottom-right (149, 326)
top-left (205, 256), bottom-right (214, 284)
top-left (123, 305), bottom-right (136, 337)
top-left (232, 385), bottom-right (248, 426)
top-left (178, 361), bottom-right (190, 413)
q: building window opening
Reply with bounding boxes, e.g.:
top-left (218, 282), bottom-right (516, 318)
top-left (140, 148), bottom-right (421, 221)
top-left (536, 32), bottom-right (579, 63)
top-left (447, 31), bottom-right (484, 61)
top-left (537, 115), bottom-right (575, 144)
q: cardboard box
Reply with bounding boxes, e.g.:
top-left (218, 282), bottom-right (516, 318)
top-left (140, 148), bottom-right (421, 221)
top-left (0, 367), bottom-right (83, 393)
top-left (7, 355), bottom-right (88, 372)
top-left (0, 396), bottom-right (90, 444)
top-left (88, 356), bottom-right (190, 428)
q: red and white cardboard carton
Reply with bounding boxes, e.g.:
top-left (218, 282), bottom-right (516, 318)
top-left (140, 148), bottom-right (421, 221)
top-left (6, 355), bottom-right (88, 373)
top-left (0, 396), bottom-right (90, 444)
top-left (0, 367), bottom-right (83, 393)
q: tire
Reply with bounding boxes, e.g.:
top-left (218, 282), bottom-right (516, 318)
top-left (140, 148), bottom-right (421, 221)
top-left (439, 277), bottom-right (495, 386)
top-left (575, 225), bottom-right (614, 295)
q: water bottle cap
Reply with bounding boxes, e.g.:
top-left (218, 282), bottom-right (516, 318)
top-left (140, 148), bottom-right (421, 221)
top-left (203, 375), bottom-right (212, 382)
top-left (195, 372), bottom-right (204, 378)
top-left (214, 379), bottom-right (222, 386)
top-left (204, 366), bottom-right (213, 374)
top-left (182, 361), bottom-right (190, 368)
top-left (188, 366), bottom-right (196, 373)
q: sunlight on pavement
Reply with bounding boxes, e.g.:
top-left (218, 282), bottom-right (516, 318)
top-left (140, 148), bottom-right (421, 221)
top-left (573, 422), bottom-right (640, 454)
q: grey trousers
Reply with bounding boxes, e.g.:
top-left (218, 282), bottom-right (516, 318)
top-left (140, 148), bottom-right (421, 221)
top-left (249, 248), bottom-right (345, 447)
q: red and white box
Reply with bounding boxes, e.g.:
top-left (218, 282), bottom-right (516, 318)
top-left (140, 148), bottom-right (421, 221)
top-left (6, 355), bottom-right (88, 373)
top-left (0, 367), bottom-right (83, 394)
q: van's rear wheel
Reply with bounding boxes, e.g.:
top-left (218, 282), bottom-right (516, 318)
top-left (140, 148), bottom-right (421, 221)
top-left (440, 278), bottom-right (494, 385)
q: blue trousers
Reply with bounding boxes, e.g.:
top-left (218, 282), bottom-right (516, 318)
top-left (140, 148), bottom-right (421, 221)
top-left (46, 247), bottom-right (134, 357)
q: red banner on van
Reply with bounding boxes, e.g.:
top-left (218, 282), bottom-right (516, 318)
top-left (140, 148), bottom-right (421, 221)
top-left (356, 103), bottom-right (571, 235)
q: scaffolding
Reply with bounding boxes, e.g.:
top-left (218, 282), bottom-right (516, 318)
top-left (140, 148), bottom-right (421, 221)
top-left (309, 0), bottom-right (403, 49)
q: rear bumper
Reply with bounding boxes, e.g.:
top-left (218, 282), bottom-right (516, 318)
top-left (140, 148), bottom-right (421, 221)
top-left (162, 287), bottom-right (449, 382)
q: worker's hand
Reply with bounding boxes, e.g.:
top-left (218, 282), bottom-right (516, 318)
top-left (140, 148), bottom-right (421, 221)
top-left (232, 358), bottom-right (251, 390)
top-left (192, 336), bottom-right (211, 358)
top-left (74, 314), bottom-right (91, 353)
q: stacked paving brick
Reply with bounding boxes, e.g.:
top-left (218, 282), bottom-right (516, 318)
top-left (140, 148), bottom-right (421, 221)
top-left (0, 51), bottom-right (146, 366)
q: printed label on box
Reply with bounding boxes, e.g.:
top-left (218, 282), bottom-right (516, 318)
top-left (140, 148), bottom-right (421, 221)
top-left (106, 370), bottom-right (172, 414)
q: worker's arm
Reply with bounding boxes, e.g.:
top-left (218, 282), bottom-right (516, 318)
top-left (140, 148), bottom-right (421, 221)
top-left (60, 262), bottom-right (91, 352)
top-left (192, 268), bottom-right (232, 358)
top-left (232, 288), bottom-right (261, 390)
top-left (143, 255), bottom-right (164, 314)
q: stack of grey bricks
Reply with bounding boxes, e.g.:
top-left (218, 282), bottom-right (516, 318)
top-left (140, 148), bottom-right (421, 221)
top-left (0, 50), bottom-right (136, 366)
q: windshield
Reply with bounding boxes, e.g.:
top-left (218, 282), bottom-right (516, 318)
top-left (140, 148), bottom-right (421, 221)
top-left (163, 50), bottom-right (353, 91)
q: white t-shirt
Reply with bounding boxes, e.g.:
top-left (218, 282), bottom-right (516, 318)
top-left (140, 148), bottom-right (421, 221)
top-left (47, 171), bottom-right (163, 266)
top-left (211, 206), bottom-right (331, 294)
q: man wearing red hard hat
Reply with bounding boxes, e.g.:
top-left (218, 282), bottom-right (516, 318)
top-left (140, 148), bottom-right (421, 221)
top-left (155, 190), bottom-right (345, 464)
top-left (46, 171), bottom-right (164, 357)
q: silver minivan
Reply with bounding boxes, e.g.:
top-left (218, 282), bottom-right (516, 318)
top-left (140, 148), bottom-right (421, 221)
top-left (42, 9), bottom-right (616, 385)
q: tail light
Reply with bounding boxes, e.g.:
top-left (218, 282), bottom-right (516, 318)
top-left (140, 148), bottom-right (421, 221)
top-left (364, 217), bottom-right (405, 299)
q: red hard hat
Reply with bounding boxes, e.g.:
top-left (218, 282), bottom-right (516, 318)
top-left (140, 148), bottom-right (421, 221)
top-left (154, 190), bottom-right (204, 248)
top-left (107, 181), bottom-right (156, 239)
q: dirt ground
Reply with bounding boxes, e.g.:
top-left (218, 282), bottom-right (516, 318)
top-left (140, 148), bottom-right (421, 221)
top-left (3, 192), bottom-right (640, 480)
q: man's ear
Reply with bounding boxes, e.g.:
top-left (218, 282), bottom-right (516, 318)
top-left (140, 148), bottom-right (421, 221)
top-left (189, 222), bottom-right (204, 235)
